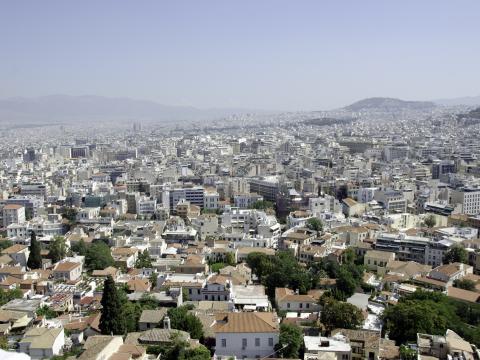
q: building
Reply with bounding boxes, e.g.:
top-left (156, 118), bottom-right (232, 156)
top-left (169, 187), bottom-right (205, 210)
top-left (1, 244), bottom-right (30, 267)
top-left (275, 288), bottom-right (321, 313)
top-left (364, 250), bottom-right (395, 273)
top-left (18, 327), bottom-right (65, 359)
top-left (451, 187), bottom-right (480, 215)
top-left (248, 177), bottom-right (279, 202)
top-left (53, 261), bottom-right (82, 282)
top-left (213, 312), bottom-right (279, 359)
top-left (2, 204), bottom-right (26, 228)
top-left (432, 160), bottom-right (456, 180)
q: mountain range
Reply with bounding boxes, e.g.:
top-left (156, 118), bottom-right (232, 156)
top-left (1, 94), bottom-right (480, 127)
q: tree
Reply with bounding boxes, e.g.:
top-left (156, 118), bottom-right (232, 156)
top-left (49, 236), bottom-right (67, 263)
top-left (0, 240), bottom-right (13, 251)
top-left (382, 300), bottom-right (447, 344)
top-left (225, 252), bottom-right (235, 266)
top-left (453, 278), bottom-right (476, 291)
top-left (27, 232), bottom-right (42, 269)
top-left (71, 239), bottom-right (87, 256)
top-left (443, 245), bottom-right (468, 264)
top-left (167, 306), bottom-right (204, 339)
top-left (135, 249), bottom-right (153, 268)
top-left (149, 272), bottom-right (158, 288)
top-left (400, 345), bottom-right (417, 360)
top-left (210, 263), bottom-right (225, 273)
top-left (0, 288), bottom-right (23, 306)
top-left (276, 323), bottom-right (303, 358)
top-left (424, 214), bottom-right (436, 228)
top-left (180, 344), bottom-right (211, 360)
top-left (99, 276), bottom-right (125, 335)
top-left (251, 200), bottom-right (274, 210)
top-left (0, 336), bottom-right (8, 350)
top-left (86, 241), bottom-right (115, 270)
top-left (336, 269), bottom-right (357, 298)
top-left (62, 207), bottom-right (77, 222)
top-left (321, 300), bottom-right (363, 334)
top-left (37, 305), bottom-right (57, 319)
top-left (306, 217), bottom-right (323, 234)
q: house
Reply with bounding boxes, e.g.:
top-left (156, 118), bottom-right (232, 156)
top-left (213, 312), bottom-right (280, 359)
top-left (428, 263), bottom-right (473, 286)
top-left (331, 329), bottom-right (382, 360)
top-left (53, 261), bottom-right (82, 282)
top-left (446, 286), bottom-right (480, 304)
top-left (304, 333), bottom-right (352, 360)
top-left (91, 266), bottom-right (121, 281)
top-left (77, 335), bottom-right (124, 360)
top-left (1, 244), bottom-right (30, 267)
top-left (342, 198), bottom-right (365, 217)
top-left (111, 247), bottom-right (139, 269)
top-left (201, 275), bottom-right (232, 301)
top-left (1, 298), bottom-right (42, 317)
top-left (275, 288), bottom-right (321, 313)
top-left (2, 204), bottom-right (26, 228)
top-left (18, 327), bottom-right (65, 359)
top-left (364, 250), bottom-right (395, 273)
top-left (138, 308), bottom-right (168, 330)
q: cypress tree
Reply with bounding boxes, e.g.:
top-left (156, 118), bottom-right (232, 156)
top-left (27, 232), bottom-right (42, 269)
top-left (99, 276), bottom-right (125, 335)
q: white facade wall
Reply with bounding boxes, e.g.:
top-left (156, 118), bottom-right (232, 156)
top-left (215, 332), bottom-right (279, 359)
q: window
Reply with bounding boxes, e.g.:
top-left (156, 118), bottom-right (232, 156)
top-left (255, 338), bottom-right (260, 346)
top-left (242, 338), bottom-right (247, 348)
top-left (268, 338), bottom-right (274, 346)
top-left (221, 339), bottom-right (226, 347)
top-left (306, 303), bottom-right (310, 309)
top-left (287, 303), bottom-right (290, 308)
top-left (299, 303), bottom-right (303, 308)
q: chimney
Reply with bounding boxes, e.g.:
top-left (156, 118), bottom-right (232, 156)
top-left (164, 316), bottom-right (171, 330)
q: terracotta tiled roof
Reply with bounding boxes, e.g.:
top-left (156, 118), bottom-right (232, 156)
top-left (213, 312), bottom-right (279, 333)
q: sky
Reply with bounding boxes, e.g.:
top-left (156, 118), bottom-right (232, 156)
top-left (1, 1), bottom-right (479, 111)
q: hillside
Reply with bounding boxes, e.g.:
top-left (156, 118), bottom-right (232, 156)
top-left (344, 97), bottom-right (436, 112)
top-left (0, 95), bottom-right (254, 126)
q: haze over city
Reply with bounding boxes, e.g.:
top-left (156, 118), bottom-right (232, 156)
top-left (1, 0), bottom-right (480, 111)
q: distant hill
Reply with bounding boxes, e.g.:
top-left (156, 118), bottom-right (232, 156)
top-left (344, 97), bottom-right (436, 112)
top-left (0, 95), bottom-right (256, 126)
top-left (434, 95), bottom-right (480, 107)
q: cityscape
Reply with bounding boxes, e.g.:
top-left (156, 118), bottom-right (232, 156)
top-left (1, 2), bottom-right (480, 360)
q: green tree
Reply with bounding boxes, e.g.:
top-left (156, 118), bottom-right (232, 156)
top-left (86, 241), bottom-right (114, 270)
top-left (62, 207), bottom-right (78, 222)
top-left (336, 269), bottom-right (357, 298)
top-left (453, 278), bottom-right (476, 291)
top-left (424, 214), bottom-right (436, 228)
top-left (382, 300), bottom-right (447, 345)
top-left (99, 276), bottom-right (126, 335)
top-left (49, 236), bottom-right (67, 263)
top-left (180, 344), bottom-right (211, 360)
top-left (0, 240), bottom-right (13, 251)
top-left (225, 252), bottom-right (235, 265)
top-left (149, 272), bottom-right (158, 288)
top-left (400, 345), bottom-right (417, 360)
top-left (321, 300), bottom-right (363, 334)
top-left (0, 335), bottom-right (8, 350)
top-left (276, 323), bottom-right (303, 358)
top-left (0, 288), bottom-right (23, 306)
top-left (27, 232), bottom-right (42, 269)
top-left (210, 263), bottom-right (225, 273)
top-left (306, 217), bottom-right (323, 234)
top-left (37, 305), bottom-right (57, 319)
top-left (135, 249), bottom-right (153, 268)
top-left (443, 245), bottom-right (468, 264)
top-left (167, 306), bottom-right (204, 339)
top-left (251, 200), bottom-right (274, 210)
top-left (71, 239), bottom-right (87, 256)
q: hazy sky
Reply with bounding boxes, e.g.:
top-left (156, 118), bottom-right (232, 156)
top-left (1, 1), bottom-right (479, 110)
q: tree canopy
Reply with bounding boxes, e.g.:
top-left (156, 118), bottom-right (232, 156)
top-left (275, 323), bottom-right (303, 359)
top-left (0, 288), bottom-right (23, 306)
top-left (86, 241), bottom-right (115, 270)
top-left (443, 245), bottom-right (468, 264)
top-left (424, 214), bottom-right (436, 228)
top-left (320, 298), bottom-right (363, 334)
top-left (27, 232), bottom-right (42, 269)
top-left (247, 251), bottom-right (314, 299)
top-left (453, 278), bottom-right (476, 291)
top-left (71, 239), bottom-right (87, 256)
top-left (306, 217), bottom-right (323, 233)
top-left (99, 276), bottom-right (125, 335)
top-left (382, 290), bottom-right (480, 346)
top-left (167, 305), bottom-right (204, 340)
top-left (49, 236), bottom-right (67, 263)
top-left (135, 249), bottom-right (153, 268)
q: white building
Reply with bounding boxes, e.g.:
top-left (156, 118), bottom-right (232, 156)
top-left (213, 312), bottom-right (279, 359)
top-left (451, 187), bottom-right (480, 215)
top-left (3, 204), bottom-right (26, 228)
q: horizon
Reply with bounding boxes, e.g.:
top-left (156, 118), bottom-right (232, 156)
top-left (1, 1), bottom-right (480, 111)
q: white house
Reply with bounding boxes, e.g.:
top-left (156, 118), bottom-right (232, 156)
top-left (18, 327), bottom-right (65, 359)
top-left (213, 312), bottom-right (279, 359)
